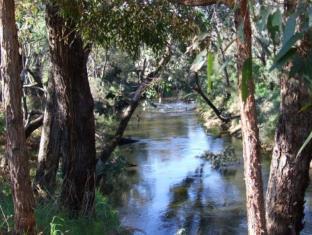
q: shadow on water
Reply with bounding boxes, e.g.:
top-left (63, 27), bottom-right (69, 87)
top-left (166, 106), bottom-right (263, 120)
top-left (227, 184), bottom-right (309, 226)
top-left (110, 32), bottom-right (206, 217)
top-left (107, 102), bottom-right (312, 235)
top-left (162, 162), bottom-right (246, 235)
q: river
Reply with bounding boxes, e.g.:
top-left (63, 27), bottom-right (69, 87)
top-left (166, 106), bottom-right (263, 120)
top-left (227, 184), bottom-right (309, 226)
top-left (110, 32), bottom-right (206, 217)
top-left (110, 102), bottom-right (312, 235)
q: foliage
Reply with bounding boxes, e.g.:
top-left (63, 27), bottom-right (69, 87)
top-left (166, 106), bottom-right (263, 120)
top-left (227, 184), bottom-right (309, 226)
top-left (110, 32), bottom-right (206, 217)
top-left (0, 181), bottom-right (120, 235)
top-left (16, 0), bottom-right (49, 82)
top-left (56, 0), bottom-right (198, 57)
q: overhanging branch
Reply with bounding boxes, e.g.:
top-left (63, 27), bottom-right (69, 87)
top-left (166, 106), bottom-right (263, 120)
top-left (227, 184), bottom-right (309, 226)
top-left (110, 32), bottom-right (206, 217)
top-left (170, 0), bottom-right (234, 7)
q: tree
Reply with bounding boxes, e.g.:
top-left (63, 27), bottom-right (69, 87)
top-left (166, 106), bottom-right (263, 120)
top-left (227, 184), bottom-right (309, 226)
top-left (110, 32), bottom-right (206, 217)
top-left (173, 1), bottom-right (267, 234)
top-left (36, 0), bottom-right (197, 200)
top-left (266, 0), bottom-right (312, 233)
top-left (0, 0), bottom-right (36, 233)
top-left (38, 1), bottom-right (96, 215)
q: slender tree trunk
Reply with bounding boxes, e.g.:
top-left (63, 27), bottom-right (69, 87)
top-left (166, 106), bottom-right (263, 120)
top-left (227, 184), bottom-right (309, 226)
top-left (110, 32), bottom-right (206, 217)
top-left (234, 0), bottom-right (267, 234)
top-left (0, 0), bottom-right (36, 233)
top-left (44, 2), bottom-right (96, 216)
top-left (266, 1), bottom-right (312, 234)
top-left (35, 74), bottom-right (61, 196)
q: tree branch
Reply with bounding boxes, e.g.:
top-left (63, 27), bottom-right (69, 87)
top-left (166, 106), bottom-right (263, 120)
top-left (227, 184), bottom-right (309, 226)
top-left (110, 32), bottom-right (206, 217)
top-left (190, 72), bottom-right (239, 122)
top-left (99, 46), bottom-right (172, 162)
top-left (25, 114), bottom-right (44, 139)
top-left (170, 0), bottom-right (234, 7)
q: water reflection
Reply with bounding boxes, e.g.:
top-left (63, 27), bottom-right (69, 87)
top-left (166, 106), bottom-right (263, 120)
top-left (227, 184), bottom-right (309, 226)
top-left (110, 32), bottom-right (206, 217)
top-left (108, 102), bottom-right (312, 235)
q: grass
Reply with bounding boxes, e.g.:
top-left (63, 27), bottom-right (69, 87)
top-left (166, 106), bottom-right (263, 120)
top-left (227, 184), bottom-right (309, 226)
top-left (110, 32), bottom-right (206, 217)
top-left (0, 181), bottom-right (121, 235)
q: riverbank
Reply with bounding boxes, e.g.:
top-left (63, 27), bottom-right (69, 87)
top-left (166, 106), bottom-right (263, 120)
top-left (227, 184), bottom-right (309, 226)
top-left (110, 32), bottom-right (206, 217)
top-left (196, 93), bottom-right (278, 153)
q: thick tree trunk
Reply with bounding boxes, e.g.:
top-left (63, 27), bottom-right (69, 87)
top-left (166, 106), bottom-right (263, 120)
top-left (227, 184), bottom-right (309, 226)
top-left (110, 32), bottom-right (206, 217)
top-left (44, 2), bottom-right (96, 215)
top-left (266, 1), bottom-right (312, 234)
top-left (61, 39), bottom-right (96, 216)
top-left (234, 1), bottom-right (267, 234)
top-left (266, 74), bottom-right (312, 235)
top-left (0, 0), bottom-right (36, 233)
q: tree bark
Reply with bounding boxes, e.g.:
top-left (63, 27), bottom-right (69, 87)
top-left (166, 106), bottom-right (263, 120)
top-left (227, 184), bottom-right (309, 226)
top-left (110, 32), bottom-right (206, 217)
top-left (61, 38), bottom-right (96, 216)
top-left (266, 1), bottom-right (312, 234)
top-left (43, 2), bottom-right (96, 216)
top-left (266, 74), bottom-right (312, 235)
top-left (35, 75), bottom-right (62, 196)
top-left (234, 1), bottom-right (267, 234)
top-left (0, 0), bottom-right (36, 233)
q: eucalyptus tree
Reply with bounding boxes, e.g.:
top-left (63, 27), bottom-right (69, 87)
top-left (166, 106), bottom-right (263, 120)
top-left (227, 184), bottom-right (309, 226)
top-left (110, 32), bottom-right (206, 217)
top-left (0, 0), bottom-right (36, 233)
top-left (173, 1), bottom-right (266, 234)
top-left (265, 1), bottom-right (312, 233)
top-left (36, 1), bottom-right (96, 216)
top-left (36, 0), bottom-right (197, 215)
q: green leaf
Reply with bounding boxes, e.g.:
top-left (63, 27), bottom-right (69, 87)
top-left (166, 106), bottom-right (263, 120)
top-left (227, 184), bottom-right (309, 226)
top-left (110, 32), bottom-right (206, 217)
top-left (270, 48), bottom-right (297, 71)
top-left (267, 10), bottom-right (282, 44)
top-left (190, 49), bottom-right (207, 72)
top-left (256, 6), bottom-right (270, 32)
top-left (282, 14), bottom-right (297, 45)
top-left (297, 129), bottom-right (312, 157)
top-left (272, 9), bottom-right (282, 27)
top-left (207, 52), bottom-right (214, 92)
top-left (242, 58), bottom-right (252, 102)
top-left (275, 32), bottom-right (304, 63)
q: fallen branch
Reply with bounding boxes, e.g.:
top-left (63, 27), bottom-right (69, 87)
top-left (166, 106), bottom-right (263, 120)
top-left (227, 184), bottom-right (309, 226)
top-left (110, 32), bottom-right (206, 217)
top-left (190, 72), bottom-right (239, 122)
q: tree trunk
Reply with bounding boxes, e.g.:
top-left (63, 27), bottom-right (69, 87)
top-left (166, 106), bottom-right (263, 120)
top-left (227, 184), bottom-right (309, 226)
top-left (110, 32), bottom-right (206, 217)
top-left (44, 2), bottom-right (96, 216)
top-left (61, 38), bottom-right (96, 216)
top-left (35, 74), bottom-right (62, 196)
top-left (266, 74), bottom-right (312, 235)
top-left (0, 0), bottom-right (36, 233)
top-left (266, 1), bottom-right (312, 234)
top-left (234, 0), bottom-right (267, 234)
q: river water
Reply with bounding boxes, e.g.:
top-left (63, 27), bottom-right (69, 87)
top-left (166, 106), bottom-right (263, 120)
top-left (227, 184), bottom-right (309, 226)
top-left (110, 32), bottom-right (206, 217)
top-left (112, 102), bottom-right (312, 235)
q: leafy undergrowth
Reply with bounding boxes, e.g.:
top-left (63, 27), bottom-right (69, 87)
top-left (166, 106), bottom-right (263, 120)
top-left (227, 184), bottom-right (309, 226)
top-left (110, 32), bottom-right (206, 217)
top-left (0, 182), bottom-right (121, 235)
